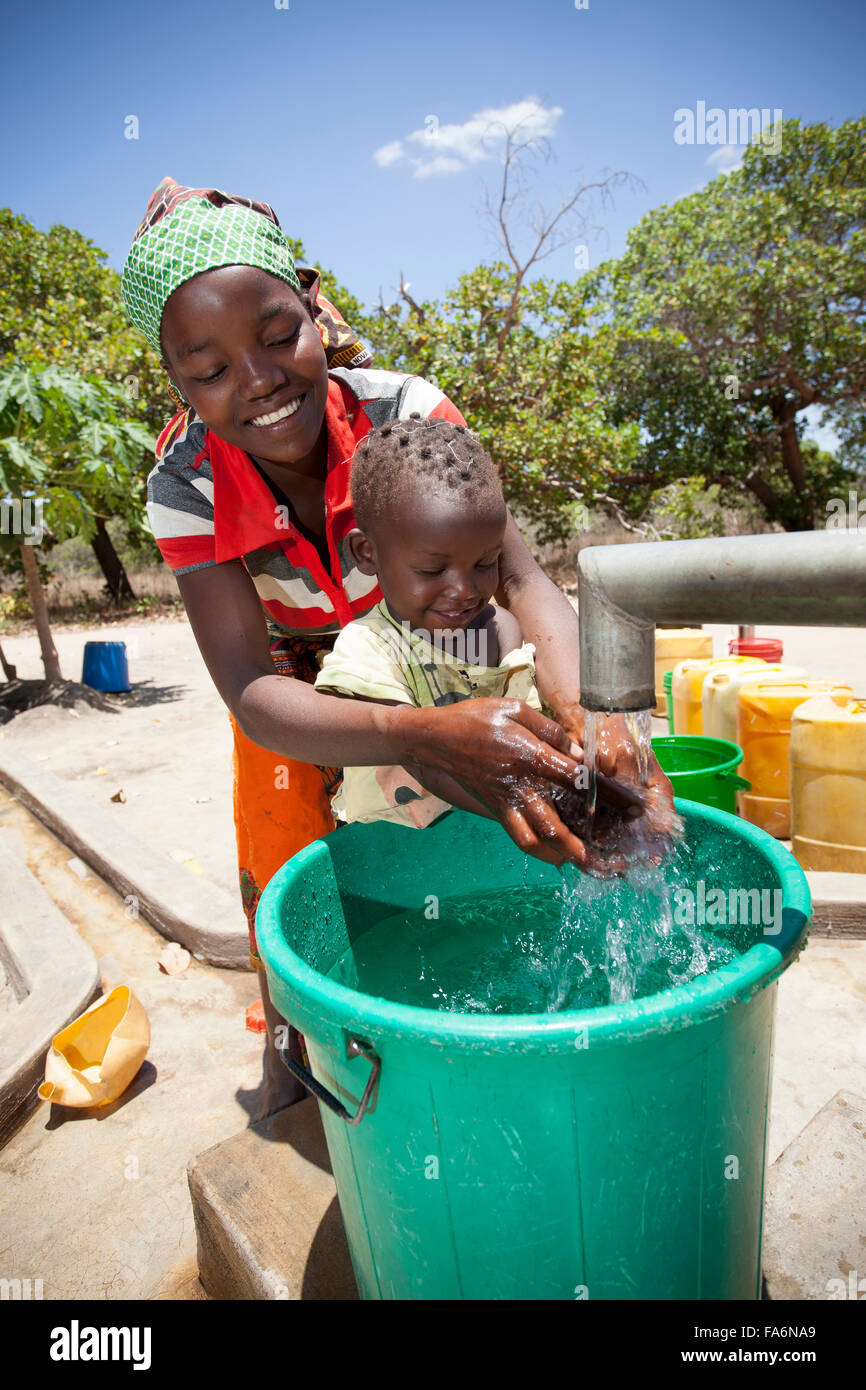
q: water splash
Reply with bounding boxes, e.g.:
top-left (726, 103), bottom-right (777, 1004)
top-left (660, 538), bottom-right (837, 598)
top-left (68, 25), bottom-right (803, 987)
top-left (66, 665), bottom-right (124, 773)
top-left (327, 840), bottom-right (739, 1017)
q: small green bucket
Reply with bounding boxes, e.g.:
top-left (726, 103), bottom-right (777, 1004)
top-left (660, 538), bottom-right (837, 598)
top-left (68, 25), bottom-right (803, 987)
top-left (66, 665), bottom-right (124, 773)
top-left (663, 669), bottom-right (675, 733)
top-left (652, 735), bottom-right (751, 815)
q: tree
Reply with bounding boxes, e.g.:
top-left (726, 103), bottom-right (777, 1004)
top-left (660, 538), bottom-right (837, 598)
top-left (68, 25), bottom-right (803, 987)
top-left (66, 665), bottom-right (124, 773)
top-left (0, 214), bottom-right (368, 599)
top-left (283, 236), bottom-right (368, 343)
top-left (359, 122), bottom-right (644, 540)
top-left (0, 364), bottom-right (154, 681)
top-left (0, 210), bottom-right (167, 422)
top-left (0, 210), bottom-right (168, 597)
top-left (583, 116), bottom-right (866, 531)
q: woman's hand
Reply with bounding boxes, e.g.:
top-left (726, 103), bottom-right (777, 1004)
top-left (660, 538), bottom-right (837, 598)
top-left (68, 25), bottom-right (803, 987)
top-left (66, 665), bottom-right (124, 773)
top-left (409, 697), bottom-right (617, 871)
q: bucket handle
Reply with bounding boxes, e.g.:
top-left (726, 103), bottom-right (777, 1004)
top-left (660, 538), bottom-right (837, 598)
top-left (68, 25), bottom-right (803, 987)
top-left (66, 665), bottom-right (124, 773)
top-left (716, 771), bottom-right (751, 792)
top-left (278, 1036), bottom-right (380, 1126)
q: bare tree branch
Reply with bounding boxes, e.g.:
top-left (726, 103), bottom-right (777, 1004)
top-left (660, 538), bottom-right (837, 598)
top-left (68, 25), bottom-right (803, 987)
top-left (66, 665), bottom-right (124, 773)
top-left (474, 114), bottom-right (643, 352)
top-left (397, 271), bottom-right (425, 325)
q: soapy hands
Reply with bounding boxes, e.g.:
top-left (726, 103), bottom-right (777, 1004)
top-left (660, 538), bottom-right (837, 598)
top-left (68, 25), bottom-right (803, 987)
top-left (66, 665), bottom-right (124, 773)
top-left (411, 698), bottom-right (678, 876)
top-left (557, 710), bottom-right (681, 875)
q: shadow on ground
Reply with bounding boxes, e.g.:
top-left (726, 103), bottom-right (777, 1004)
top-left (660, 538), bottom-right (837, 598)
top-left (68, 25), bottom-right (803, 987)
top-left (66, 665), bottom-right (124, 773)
top-left (0, 678), bottom-right (188, 721)
top-left (302, 1196), bottom-right (359, 1300)
top-left (108, 680), bottom-right (189, 709)
top-left (42, 1060), bottom-right (158, 1129)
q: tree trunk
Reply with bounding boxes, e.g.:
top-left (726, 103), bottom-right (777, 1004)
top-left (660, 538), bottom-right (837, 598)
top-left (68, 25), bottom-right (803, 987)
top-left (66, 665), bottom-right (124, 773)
top-left (91, 517), bottom-right (136, 601)
top-left (772, 398), bottom-right (807, 493)
top-left (758, 405), bottom-right (815, 530)
top-left (742, 467), bottom-right (783, 513)
top-left (20, 543), bottom-right (63, 683)
top-left (0, 642), bottom-right (16, 681)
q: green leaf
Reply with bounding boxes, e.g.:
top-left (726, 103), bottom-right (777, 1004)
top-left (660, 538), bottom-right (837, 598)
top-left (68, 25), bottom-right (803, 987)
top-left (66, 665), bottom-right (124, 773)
top-left (0, 435), bottom-right (47, 480)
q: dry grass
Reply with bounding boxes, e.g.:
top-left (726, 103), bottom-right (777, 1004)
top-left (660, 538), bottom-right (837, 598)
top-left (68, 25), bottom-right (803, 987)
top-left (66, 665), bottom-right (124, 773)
top-left (46, 566), bottom-right (181, 609)
top-left (0, 567), bottom-right (184, 633)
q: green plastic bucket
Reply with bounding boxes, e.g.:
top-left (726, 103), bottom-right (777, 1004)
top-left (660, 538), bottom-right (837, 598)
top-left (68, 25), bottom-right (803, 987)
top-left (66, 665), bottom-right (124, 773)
top-left (664, 669), bottom-right (675, 733)
top-left (652, 736), bottom-right (750, 814)
top-left (257, 801), bottom-right (810, 1300)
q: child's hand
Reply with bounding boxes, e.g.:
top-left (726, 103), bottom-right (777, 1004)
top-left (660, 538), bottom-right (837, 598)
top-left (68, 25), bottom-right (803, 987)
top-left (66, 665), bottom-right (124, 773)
top-left (549, 779), bottom-right (681, 875)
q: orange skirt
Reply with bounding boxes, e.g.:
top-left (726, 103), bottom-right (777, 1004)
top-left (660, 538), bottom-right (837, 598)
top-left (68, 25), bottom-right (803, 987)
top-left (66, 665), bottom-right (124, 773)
top-left (231, 635), bottom-right (342, 965)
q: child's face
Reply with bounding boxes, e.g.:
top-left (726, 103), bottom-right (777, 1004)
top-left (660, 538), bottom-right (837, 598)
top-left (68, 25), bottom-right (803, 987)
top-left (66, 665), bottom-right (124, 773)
top-left (160, 266), bottom-right (329, 472)
top-left (352, 491), bottom-right (507, 632)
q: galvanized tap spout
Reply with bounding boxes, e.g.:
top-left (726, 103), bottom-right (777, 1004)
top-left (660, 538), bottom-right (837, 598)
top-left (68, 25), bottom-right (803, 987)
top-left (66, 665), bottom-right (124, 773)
top-left (577, 530), bottom-right (866, 713)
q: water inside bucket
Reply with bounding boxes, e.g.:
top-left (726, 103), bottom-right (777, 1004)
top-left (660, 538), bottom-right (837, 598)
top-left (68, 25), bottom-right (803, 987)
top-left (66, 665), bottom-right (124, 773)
top-left (326, 837), bottom-right (764, 1015)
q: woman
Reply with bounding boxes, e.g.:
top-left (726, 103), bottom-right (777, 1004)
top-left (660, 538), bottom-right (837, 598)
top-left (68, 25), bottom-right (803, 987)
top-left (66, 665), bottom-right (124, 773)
top-left (122, 180), bottom-right (673, 1117)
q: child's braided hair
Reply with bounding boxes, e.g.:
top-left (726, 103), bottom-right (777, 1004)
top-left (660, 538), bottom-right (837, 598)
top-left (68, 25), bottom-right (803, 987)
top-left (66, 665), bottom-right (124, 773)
top-left (350, 413), bottom-right (502, 533)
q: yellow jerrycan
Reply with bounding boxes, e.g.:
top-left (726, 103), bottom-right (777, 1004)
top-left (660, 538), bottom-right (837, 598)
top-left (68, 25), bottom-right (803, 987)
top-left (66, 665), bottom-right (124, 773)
top-left (737, 681), bottom-right (853, 838)
top-left (703, 662), bottom-right (809, 745)
top-left (672, 656), bottom-right (767, 737)
top-left (653, 628), bottom-right (713, 716)
top-left (791, 692), bottom-right (866, 873)
top-left (39, 985), bottom-right (150, 1108)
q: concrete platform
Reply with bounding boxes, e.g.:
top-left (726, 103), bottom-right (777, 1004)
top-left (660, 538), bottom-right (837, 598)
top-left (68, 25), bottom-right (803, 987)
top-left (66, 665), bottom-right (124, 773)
top-left (2, 617), bottom-right (864, 1299)
top-left (0, 827), bottom-right (101, 1145)
top-left (0, 743), bottom-right (248, 969)
top-left (0, 619), bottom-right (239, 901)
top-left (188, 1097), bottom-right (358, 1300)
top-left (762, 1090), bottom-right (866, 1301)
top-left (805, 872), bottom-right (866, 937)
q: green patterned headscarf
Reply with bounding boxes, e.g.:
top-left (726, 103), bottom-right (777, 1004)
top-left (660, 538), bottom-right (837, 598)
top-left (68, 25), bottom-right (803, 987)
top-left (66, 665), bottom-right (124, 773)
top-left (121, 179), bottom-right (302, 355)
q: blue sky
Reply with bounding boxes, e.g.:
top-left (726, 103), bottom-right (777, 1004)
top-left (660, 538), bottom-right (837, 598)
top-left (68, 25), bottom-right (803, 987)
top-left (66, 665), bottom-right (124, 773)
top-left (1, 0), bottom-right (863, 442)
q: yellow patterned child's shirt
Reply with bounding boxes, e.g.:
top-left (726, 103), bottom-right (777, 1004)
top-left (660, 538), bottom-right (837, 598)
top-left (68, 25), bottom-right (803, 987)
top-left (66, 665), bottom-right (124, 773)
top-left (314, 600), bottom-right (541, 828)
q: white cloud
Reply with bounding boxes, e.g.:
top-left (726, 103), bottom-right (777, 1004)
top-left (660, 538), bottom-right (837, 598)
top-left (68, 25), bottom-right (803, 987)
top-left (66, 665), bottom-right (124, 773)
top-left (412, 155), bottom-right (466, 179)
top-left (706, 144), bottom-right (745, 175)
top-left (373, 140), bottom-right (404, 168)
top-left (414, 155), bottom-right (467, 179)
top-left (372, 98), bottom-right (564, 179)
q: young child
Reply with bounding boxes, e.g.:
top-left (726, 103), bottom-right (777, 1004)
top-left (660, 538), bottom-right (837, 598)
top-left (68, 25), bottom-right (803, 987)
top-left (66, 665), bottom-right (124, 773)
top-left (314, 414), bottom-right (543, 828)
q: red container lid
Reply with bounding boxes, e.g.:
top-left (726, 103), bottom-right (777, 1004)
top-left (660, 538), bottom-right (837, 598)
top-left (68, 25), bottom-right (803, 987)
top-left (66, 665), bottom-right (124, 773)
top-left (728, 637), bottom-right (784, 662)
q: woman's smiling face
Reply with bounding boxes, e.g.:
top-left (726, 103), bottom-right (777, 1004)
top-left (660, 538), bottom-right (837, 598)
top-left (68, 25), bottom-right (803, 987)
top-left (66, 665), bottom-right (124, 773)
top-left (159, 265), bottom-right (329, 471)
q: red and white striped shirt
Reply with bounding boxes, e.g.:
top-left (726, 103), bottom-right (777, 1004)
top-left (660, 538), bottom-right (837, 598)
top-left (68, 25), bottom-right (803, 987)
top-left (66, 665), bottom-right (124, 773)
top-left (146, 367), bottom-right (466, 638)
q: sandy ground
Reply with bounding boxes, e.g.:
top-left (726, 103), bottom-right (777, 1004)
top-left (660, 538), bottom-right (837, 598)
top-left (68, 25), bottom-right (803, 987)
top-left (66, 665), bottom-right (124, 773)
top-left (0, 618), bottom-right (239, 900)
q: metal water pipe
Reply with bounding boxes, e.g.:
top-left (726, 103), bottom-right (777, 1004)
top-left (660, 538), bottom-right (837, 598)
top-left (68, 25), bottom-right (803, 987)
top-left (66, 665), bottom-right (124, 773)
top-left (577, 530), bottom-right (866, 713)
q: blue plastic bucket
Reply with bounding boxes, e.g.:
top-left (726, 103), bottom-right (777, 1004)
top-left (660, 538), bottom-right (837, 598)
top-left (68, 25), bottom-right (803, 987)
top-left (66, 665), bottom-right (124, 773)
top-left (82, 641), bottom-right (130, 692)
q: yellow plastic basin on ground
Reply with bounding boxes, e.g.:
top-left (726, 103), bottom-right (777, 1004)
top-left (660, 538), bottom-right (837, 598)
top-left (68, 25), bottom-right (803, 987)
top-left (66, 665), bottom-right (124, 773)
top-left (672, 656), bottom-right (767, 737)
top-left (737, 681), bottom-right (853, 838)
top-left (653, 629), bottom-right (713, 716)
top-left (38, 985), bottom-right (150, 1108)
top-left (703, 663), bottom-right (809, 745)
top-left (791, 692), bottom-right (866, 873)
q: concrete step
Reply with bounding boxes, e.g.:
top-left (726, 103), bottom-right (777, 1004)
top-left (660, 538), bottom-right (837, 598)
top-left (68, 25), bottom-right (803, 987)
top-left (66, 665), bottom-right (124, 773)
top-left (187, 1097), bottom-right (358, 1300)
top-left (762, 1089), bottom-right (866, 1300)
top-left (0, 742), bottom-right (249, 967)
top-left (0, 826), bottom-right (101, 1145)
top-left (805, 871), bottom-right (866, 938)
